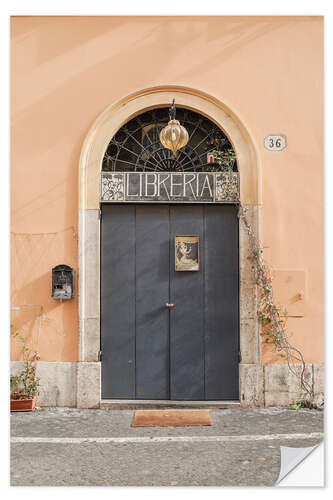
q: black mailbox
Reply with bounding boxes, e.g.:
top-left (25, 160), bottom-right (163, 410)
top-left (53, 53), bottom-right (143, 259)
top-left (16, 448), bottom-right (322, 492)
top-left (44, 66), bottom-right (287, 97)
top-left (52, 265), bottom-right (74, 300)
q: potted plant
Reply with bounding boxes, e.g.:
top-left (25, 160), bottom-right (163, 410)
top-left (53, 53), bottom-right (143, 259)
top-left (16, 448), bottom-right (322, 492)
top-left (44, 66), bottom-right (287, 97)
top-left (10, 331), bottom-right (40, 411)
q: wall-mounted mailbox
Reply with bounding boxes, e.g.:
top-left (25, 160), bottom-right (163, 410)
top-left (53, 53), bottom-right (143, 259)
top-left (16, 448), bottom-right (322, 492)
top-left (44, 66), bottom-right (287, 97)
top-left (52, 265), bottom-right (74, 300)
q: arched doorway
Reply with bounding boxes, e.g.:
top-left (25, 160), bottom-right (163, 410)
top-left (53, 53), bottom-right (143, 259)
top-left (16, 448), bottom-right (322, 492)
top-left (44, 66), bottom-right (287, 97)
top-left (100, 107), bottom-right (239, 400)
top-left (77, 86), bottom-right (262, 407)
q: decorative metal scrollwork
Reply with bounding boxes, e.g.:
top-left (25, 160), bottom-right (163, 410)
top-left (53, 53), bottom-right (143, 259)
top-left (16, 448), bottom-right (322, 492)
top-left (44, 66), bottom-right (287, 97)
top-left (102, 107), bottom-right (238, 173)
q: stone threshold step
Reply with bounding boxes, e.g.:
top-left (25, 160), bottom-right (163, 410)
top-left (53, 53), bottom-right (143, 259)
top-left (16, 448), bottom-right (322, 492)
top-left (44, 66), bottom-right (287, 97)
top-left (100, 400), bottom-right (240, 410)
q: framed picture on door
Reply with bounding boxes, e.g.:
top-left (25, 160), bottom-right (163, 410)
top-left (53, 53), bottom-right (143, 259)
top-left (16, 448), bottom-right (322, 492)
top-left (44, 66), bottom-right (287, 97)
top-left (174, 235), bottom-right (200, 271)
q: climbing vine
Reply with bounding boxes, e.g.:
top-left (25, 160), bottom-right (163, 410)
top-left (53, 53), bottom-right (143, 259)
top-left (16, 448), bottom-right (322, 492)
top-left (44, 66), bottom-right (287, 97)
top-left (206, 149), bottom-right (237, 172)
top-left (237, 205), bottom-right (314, 403)
top-left (209, 147), bottom-right (314, 404)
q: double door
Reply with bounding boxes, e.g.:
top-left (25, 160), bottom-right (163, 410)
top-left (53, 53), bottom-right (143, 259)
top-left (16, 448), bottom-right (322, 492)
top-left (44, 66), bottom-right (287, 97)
top-left (101, 204), bottom-right (239, 400)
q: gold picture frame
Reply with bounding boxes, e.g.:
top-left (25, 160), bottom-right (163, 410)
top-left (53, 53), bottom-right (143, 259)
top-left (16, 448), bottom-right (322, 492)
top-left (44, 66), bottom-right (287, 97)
top-left (174, 235), bottom-right (200, 271)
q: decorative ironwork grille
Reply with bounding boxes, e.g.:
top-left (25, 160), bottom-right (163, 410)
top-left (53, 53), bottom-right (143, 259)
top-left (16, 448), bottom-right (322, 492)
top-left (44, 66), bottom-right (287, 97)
top-left (102, 107), bottom-right (238, 173)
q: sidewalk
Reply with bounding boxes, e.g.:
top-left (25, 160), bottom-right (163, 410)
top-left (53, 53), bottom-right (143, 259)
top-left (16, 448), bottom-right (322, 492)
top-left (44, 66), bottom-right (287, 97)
top-left (11, 407), bottom-right (324, 486)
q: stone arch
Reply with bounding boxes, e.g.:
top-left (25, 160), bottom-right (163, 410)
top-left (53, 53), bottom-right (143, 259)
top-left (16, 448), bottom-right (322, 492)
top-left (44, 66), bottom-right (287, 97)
top-left (79, 85), bottom-right (261, 209)
top-left (77, 85), bottom-right (263, 408)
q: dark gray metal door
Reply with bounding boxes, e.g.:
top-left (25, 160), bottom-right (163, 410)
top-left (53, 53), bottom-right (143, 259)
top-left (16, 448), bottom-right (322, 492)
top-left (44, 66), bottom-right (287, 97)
top-left (101, 204), bottom-right (239, 400)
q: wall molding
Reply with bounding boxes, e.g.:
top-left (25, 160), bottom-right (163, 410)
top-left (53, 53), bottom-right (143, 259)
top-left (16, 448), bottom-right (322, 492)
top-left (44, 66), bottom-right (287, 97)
top-left (78, 85), bottom-right (262, 408)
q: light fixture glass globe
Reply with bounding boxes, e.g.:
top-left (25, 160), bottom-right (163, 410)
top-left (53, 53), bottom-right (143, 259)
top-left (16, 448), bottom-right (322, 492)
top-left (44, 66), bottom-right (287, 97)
top-left (159, 119), bottom-right (189, 155)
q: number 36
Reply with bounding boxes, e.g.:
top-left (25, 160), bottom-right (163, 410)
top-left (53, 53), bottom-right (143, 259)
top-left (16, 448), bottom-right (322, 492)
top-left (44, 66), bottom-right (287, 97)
top-left (264, 135), bottom-right (286, 151)
top-left (269, 138), bottom-right (281, 148)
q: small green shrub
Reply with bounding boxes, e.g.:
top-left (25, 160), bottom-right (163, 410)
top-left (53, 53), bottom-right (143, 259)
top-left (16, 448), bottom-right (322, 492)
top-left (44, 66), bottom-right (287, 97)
top-left (11, 331), bottom-right (40, 400)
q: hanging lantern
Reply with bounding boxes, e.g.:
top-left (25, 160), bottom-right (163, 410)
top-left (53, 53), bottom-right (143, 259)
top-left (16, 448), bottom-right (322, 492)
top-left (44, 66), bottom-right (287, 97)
top-left (159, 99), bottom-right (189, 155)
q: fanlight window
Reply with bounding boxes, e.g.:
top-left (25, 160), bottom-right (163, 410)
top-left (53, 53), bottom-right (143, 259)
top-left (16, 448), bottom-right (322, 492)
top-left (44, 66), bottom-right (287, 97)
top-left (102, 107), bottom-right (237, 173)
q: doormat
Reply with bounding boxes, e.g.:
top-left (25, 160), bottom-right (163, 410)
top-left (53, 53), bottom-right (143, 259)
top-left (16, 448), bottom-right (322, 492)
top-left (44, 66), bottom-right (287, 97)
top-left (132, 410), bottom-right (212, 427)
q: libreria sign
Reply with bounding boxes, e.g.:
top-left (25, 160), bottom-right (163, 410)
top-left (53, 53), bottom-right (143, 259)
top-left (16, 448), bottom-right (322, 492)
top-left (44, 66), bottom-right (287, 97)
top-left (101, 172), bottom-right (239, 203)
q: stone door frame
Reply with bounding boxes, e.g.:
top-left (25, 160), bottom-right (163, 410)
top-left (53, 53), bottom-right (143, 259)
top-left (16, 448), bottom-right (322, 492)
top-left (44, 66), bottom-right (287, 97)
top-left (77, 85), bottom-right (263, 408)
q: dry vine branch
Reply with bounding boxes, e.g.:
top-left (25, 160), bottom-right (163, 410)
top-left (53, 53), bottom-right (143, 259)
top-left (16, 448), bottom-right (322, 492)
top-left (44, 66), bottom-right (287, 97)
top-left (238, 205), bottom-right (313, 402)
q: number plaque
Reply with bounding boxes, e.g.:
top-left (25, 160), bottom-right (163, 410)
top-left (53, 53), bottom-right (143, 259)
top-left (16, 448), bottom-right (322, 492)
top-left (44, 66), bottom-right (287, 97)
top-left (264, 135), bottom-right (286, 151)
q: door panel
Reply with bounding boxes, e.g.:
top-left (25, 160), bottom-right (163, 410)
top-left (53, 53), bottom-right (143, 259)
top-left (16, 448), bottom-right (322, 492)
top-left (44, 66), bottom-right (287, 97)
top-left (101, 205), bottom-right (136, 398)
top-left (101, 204), bottom-right (239, 400)
top-left (204, 205), bottom-right (239, 399)
top-left (169, 206), bottom-right (205, 400)
top-left (135, 206), bottom-right (170, 399)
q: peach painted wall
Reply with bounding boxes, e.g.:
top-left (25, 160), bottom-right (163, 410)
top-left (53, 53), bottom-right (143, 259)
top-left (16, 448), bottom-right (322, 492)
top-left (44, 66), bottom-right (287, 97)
top-left (11, 16), bottom-right (324, 364)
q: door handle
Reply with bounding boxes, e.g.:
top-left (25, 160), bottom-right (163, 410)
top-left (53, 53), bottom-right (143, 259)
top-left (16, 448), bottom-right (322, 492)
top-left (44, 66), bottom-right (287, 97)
top-left (166, 303), bottom-right (175, 309)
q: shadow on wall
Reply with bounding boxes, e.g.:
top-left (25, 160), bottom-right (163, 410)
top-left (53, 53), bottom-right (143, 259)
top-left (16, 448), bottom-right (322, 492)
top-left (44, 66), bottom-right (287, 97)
top-left (11, 270), bottom-right (78, 363)
top-left (11, 16), bottom-right (298, 163)
top-left (11, 223), bottom-right (78, 362)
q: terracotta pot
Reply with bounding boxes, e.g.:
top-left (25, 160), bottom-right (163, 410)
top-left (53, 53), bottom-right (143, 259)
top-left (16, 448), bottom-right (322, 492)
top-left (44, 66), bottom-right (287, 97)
top-left (10, 396), bottom-right (37, 412)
